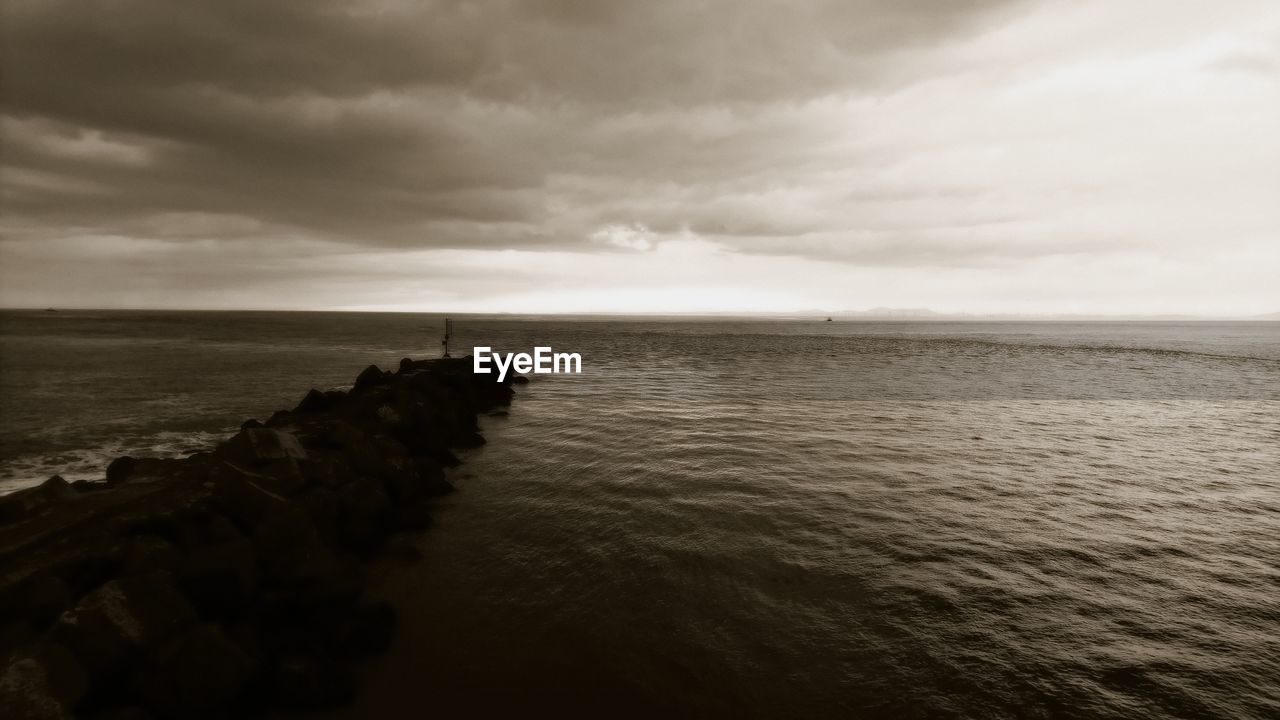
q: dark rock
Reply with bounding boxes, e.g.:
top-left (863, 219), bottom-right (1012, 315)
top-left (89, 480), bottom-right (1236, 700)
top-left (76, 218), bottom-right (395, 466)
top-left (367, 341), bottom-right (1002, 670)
top-left (511, 374), bottom-right (530, 385)
top-left (0, 354), bottom-right (524, 717)
top-left (108, 458), bottom-right (186, 485)
top-left (178, 539), bottom-right (257, 617)
top-left (250, 508), bottom-right (337, 587)
top-left (0, 476), bottom-right (77, 524)
top-left (455, 431), bottom-right (486, 449)
top-left (131, 623), bottom-right (253, 718)
top-left (216, 428), bottom-right (307, 466)
top-left (384, 533), bottom-right (426, 564)
top-left (272, 653), bottom-right (357, 711)
top-left (293, 388), bottom-right (332, 414)
top-left (70, 479), bottom-right (109, 493)
top-left (122, 536), bottom-right (181, 577)
top-left (352, 364), bottom-right (390, 393)
top-left (239, 419), bottom-right (264, 431)
top-left (0, 641), bottom-right (89, 720)
top-left (337, 477), bottom-right (392, 552)
top-left (51, 545), bottom-right (123, 598)
top-left (296, 487), bottom-right (341, 546)
top-left (106, 457), bottom-right (138, 485)
top-left (51, 572), bottom-right (197, 678)
top-left (87, 706), bottom-right (153, 720)
top-left (391, 502), bottom-right (433, 531)
top-left (0, 621), bottom-right (40, 659)
top-left (209, 465), bottom-right (289, 529)
top-left (5, 573), bottom-right (72, 628)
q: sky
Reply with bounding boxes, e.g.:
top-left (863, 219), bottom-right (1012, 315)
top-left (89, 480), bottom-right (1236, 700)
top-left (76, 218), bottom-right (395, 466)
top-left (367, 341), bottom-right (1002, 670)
top-left (1, 0), bottom-right (1278, 315)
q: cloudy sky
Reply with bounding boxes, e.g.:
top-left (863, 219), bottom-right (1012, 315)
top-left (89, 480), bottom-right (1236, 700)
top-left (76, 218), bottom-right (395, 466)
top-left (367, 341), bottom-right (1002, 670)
top-left (2, 0), bottom-right (1277, 315)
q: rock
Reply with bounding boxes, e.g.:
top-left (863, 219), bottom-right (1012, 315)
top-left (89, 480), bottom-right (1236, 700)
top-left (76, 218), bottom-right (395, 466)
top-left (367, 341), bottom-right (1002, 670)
top-left (178, 538), bottom-right (257, 617)
top-left (0, 355), bottom-right (524, 717)
top-left (0, 476), bottom-right (77, 524)
top-left (87, 706), bottom-right (152, 720)
top-left (131, 624), bottom-right (253, 717)
top-left (375, 404), bottom-right (402, 425)
top-left (51, 545), bottom-right (123, 598)
top-left (351, 364), bottom-right (389, 393)
top-left (293, 389), bottom-right (332, 414)
top-left (296, 487), bottom-right (340, 546)
top-left (337, 477), bottom-right (392, 552)
top-left (455, 431), bottom-right (486, 449)
top-left (51, 572), bottom-right (197, 678)
top-left (4, 574), bottom-right (72, 628)
top-left (121, 536), bottom-right (181, 577)
top-left (105, 457), bottom-right (138, 485)
top-left (209, 465), bottom-right (289, 529)
top-left (217, 428), bottom-right (307, 466)
top-left (272, 653), bottom-right (357, 711)
top-left (0, 621), bottom-right (40, 659)
top-left (0, 642), bottom-right (89, 720)
top-left (383, 533), bottom-right (425, 564)
top-left (107, 458), bottom-right (186, 485)
top-left (250, 508), bottom-right (335, 587)
top-left (511, 374), bottom-right (530, 385)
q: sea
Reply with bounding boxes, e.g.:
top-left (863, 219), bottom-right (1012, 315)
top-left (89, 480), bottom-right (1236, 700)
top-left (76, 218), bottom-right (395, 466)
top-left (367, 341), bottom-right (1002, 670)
top-left (1, 310), bottom-right (1277, 719)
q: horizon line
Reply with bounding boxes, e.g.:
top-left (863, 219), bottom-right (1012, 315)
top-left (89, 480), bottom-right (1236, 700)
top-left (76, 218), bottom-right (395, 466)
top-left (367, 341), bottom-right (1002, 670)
top-left (3, 306), bottom-right (1277, 321)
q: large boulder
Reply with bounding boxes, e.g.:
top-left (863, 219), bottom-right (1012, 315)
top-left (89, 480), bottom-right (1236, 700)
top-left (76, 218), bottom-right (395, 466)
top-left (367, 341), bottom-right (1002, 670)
top-left (178, 537), bottom-right (258, 618)
top-left (2, 574), bottom-right (72, 629)
top-left (105, 457), bottom-right (138, 485)
top-left (217, 428), bottom-right (307, 467)
top-left (209, 465), bottom-right (289, 529)
top-left (130, 623), bottom-right (253, 718)
top-left (351, 364), bottom-right (389, 393)
top-left (0, 476), bottom-right (77, 524)
top-left (50, 572), bottom-right (197, 678)
top-left (336, 477), bottom-right (392, 552)
top-left (250, 508), bottom-right (340, 589)
top-left (121, 536), bottom-right (181, 577)
top-left (0, 642), bottom-right (89, 720)
top-left (292, 389), bottom-right (332, 414)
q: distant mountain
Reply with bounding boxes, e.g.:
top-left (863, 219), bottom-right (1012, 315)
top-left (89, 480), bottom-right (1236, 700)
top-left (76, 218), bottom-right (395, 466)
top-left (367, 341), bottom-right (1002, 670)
top-left (845, 307), bottom-right (945, 318)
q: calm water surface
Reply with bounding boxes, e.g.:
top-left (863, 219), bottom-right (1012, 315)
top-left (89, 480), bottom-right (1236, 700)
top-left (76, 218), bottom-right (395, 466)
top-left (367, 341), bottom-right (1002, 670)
top-left (1, 311), bottom-right (1277, 718)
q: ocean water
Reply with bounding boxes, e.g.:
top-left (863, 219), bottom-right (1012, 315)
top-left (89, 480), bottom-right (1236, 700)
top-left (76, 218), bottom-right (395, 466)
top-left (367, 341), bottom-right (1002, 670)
top-left (1, 311), bottom-right (1278, 718)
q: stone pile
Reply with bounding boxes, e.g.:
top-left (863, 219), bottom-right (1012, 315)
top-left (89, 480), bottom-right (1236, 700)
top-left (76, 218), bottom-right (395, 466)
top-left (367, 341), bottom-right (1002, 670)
top-left (0, 357), bottom-right (520, 718)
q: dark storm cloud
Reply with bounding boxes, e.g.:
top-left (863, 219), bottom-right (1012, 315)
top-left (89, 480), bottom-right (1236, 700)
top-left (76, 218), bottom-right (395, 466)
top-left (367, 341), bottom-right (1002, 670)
top-left (6, 0), bottom-right (1275, 314)
top-left (1, 0), bottom-right (1023, 252)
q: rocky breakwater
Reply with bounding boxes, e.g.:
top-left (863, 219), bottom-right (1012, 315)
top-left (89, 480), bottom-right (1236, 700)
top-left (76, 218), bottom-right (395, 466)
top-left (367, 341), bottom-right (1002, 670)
top-left (0, 356), bottom-right (522, 719)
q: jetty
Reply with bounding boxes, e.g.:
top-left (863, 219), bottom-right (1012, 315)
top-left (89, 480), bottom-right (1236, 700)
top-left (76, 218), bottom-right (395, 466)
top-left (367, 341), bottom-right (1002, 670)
top-left (0, 356), bottom-right (523, 717)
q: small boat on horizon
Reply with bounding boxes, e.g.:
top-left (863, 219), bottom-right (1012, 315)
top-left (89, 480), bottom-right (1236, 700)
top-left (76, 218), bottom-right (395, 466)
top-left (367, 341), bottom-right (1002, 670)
top-left (825, 316), bottom-right (832, 322)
